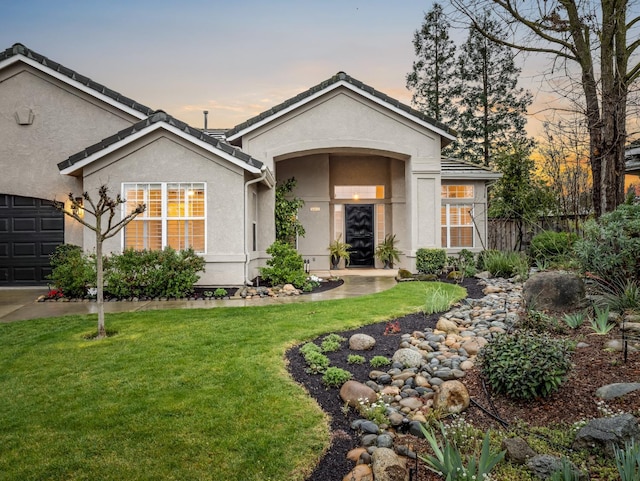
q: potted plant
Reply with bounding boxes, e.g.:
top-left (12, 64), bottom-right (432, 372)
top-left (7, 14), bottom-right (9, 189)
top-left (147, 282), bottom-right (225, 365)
top-left (328, 235), bottom-right (351, 269)
top-left (375, 234), bottom-right (401, 269)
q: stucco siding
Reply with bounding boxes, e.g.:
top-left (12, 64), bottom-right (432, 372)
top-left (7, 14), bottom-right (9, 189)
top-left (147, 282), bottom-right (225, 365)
top-left (80, 134), bottom-right (248, 285)
top-left (0, 65), bottom-right (141, 246)
top-left (241, 89), bottom-right (441, 171)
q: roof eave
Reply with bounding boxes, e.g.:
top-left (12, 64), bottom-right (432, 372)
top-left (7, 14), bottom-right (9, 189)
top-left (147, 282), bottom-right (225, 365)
top-left (1, 55), bottom-right (150, 121)
top-left (59, 122), bottom-right (264, 176)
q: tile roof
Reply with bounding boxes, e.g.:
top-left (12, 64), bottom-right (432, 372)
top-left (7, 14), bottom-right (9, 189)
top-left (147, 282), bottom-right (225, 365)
top-left (225, 71), bottom-right (457, 140)
top-left (0, 43), bottom-right (155, 117)
top-left (58, 111), bottom-right (264, 172)
top-left (441, 158), bottom-right (501, 179)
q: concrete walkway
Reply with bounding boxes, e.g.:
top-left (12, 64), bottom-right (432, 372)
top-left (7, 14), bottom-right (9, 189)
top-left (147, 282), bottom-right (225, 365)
top-left (0, 269), bottom-right (398, 323)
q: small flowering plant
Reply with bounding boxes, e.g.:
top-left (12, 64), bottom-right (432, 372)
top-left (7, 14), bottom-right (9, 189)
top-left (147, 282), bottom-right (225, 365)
top-left (45, 288), bottom-right (64, 300)
top-left (357, 395), bottom-right (389, 426)
top-left (384, 320), bottom-right (401, 335)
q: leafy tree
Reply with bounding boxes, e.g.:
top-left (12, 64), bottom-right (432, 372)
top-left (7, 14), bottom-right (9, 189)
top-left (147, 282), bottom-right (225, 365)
top-left (275, 177), bottom-right (305, 245)
top-left (489, 142), bottom-right (555, 250)
top-left (452, 0), bottom-right (640, 215)
top-left (451, 10), bottom-right (533, 166)
top-left (56, 186), bottom-right (145, 339)
top-left (406, 3), bottom-right (458, 124)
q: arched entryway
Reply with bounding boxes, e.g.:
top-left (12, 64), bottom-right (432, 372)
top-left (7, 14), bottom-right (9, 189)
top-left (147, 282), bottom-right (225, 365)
top-left (275, 149), bottom-right (407, 271)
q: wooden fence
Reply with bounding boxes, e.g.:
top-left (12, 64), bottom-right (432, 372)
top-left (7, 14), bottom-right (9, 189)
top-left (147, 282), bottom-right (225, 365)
top-left (487, 215), bottom-right (588, 252)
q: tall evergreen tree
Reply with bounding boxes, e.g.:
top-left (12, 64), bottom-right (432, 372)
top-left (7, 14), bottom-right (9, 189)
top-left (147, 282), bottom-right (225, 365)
top-left (406, 3), bottom-right (457, 124)
top-left (451, 11), bottom-right (532, 166)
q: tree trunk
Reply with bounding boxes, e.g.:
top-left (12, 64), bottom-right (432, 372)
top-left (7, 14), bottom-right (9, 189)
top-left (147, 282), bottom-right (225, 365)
top-left (96, 233), bottom-right (105, 339)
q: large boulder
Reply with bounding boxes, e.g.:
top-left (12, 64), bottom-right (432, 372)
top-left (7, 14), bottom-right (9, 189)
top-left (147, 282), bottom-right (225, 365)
top-left (349, 333), bottom-right (376, 351)
top-left (527, 454), bottom-right (585, 480)
top-left (340, 380), bottom-right (377, 407)
top-left (573, 413), bottom-right (640, 452)
top-left (433, 380), bottom-right (470, 414)
top-left (523, 271), bottom-right (586, 312)
top-left (371, 447), bottom-right (408, 481)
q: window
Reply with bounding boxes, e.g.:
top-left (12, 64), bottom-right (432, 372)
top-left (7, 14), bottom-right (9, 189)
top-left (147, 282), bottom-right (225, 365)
top-left (334, 185), bottom-right (385, 200)
top-left (376, 204), bottom-right (385, 244)
top-left (123, 183), bottom-right (205, 253)
top-left (442, 185), bottom-right (474, 199)
top-left (441, 204), bottom-right (474, 248)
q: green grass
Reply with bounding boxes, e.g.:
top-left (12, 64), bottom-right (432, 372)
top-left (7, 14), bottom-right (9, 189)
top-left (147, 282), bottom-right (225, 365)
top-left (0, 281), bottom-right (465, 481)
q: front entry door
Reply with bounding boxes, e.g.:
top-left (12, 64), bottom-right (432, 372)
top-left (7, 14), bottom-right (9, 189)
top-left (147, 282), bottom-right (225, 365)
top-left (345, 204), bottom-right (374, 267)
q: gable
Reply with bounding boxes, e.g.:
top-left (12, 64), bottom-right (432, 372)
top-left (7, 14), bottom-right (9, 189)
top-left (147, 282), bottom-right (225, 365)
top-left (226, 71), bottom-right (456, 145)
top-left (236, 87), bottom-right (446, 169)
top-left (0, 43), bottom-right (154, 119)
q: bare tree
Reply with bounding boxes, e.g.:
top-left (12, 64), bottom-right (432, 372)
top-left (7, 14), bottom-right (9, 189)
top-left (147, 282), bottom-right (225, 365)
top-left (452, 0), bottom-right (640, 215)
top-left (57, 186), bottom-right (145, 339)
top-left (538, 115), bottom-right (593, 223)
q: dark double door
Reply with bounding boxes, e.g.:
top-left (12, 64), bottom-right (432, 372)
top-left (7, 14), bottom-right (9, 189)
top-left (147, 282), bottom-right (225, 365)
top-left (345, 204), bottom-right (374, 267)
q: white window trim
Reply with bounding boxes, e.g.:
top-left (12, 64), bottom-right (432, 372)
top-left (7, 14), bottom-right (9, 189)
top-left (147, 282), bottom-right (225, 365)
top-left (121, 182), bottom-right (207, 253)
top-left (442, 203), bottom-right (474, 249)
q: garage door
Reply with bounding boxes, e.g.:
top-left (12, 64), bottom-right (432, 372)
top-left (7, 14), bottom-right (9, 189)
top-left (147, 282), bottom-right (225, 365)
top-left (0, 194), bottom-right (64, 285)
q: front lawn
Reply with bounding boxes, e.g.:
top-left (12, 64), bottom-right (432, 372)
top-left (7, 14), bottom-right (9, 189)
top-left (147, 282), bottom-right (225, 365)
top-left (0, 281), bottom-right (465, 481)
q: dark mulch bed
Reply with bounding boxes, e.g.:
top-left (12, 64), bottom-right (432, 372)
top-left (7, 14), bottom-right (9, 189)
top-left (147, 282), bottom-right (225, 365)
top-left (285, 277), bottom-right (484, 481)
top-left (286, 277), bottom-right (640, 481)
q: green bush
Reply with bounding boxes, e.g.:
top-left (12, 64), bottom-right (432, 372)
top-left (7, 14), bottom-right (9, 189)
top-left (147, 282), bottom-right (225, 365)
top-left (370, 356), bottom-right (391, 368)
top-left (47, 244), bottom-right (96, 298)
top-left (303, 350), bottom-right (330, 374)
top-left (574, 203), bottom-right (640, 285)
top-left (260, 241), bottom-right (307, 288)
top-left (322, 367), bottom-right (352, 387)
top-left (347, 354), bottom-right (365, 364)
top-left (105, 248), bottom-right (204, 299)
top-left (530, 231), bottom-right (577, 267)
top-left (416, 248), bottom-right (447, 275)
top-left (480, 331), bottom-right (572, 400)
top-left (481, 250), bottom-right (529, 279)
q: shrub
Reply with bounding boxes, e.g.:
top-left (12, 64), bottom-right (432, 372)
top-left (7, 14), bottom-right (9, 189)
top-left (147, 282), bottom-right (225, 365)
top-left (300, 343), bottom-right (330, 373)
top-left (481, 250), bottom-right (529, 279)
top-left (304, 350), bottom-right (330, 374)
top-left (347, 354), bottom-right (365, 364)
top-left (47, 244), bottom-right (96, 298)
top-left (321, 339), bottom-right (341, 352)
top-left (213, 288), bottom-right (228, 298)
top-left (104, 247), bottom-right (204, 299)
top-left (480, 331), bottom-right (572, 400)
top-left (530, 230), bottom-right (577, 267)
top-left (322, 367), bottom-right (352, 387)
top-left (601, 279), bottom-right (640, 313)
top-left (416, 248), bottom-right (447, 275)
top-left (614, 439), bottom-right (640, 481)
top-left (370, 356), bottom-right (391, 368)
top-left (260, 241), bottom-right (307, 288)
top-left (574, 203), bottom-right (640, 286)
top-left (419, 423), bottom-right (505, 481)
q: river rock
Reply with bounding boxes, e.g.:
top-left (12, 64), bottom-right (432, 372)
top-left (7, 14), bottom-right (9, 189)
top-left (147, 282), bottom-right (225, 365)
top-left (392, 348), bottom-right (423, 368)
top-left (371, 447), bottom-right (407, 481)
top-left (343, 464), bottom-right (373, 481)
top-left (502, 437), bottom-right (537, 464)
top-left (436, 317), bottom-right (459, 334)
top-left (433, 380), bottom-right (470, 414)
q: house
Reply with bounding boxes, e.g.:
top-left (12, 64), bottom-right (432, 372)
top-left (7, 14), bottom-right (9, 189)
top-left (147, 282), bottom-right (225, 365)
top-left (0, 43), bottom-right (499, 287)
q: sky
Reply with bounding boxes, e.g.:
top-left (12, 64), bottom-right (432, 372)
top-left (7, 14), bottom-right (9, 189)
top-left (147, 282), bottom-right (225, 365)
top-left (0, 0), bottom-right (599, 135)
